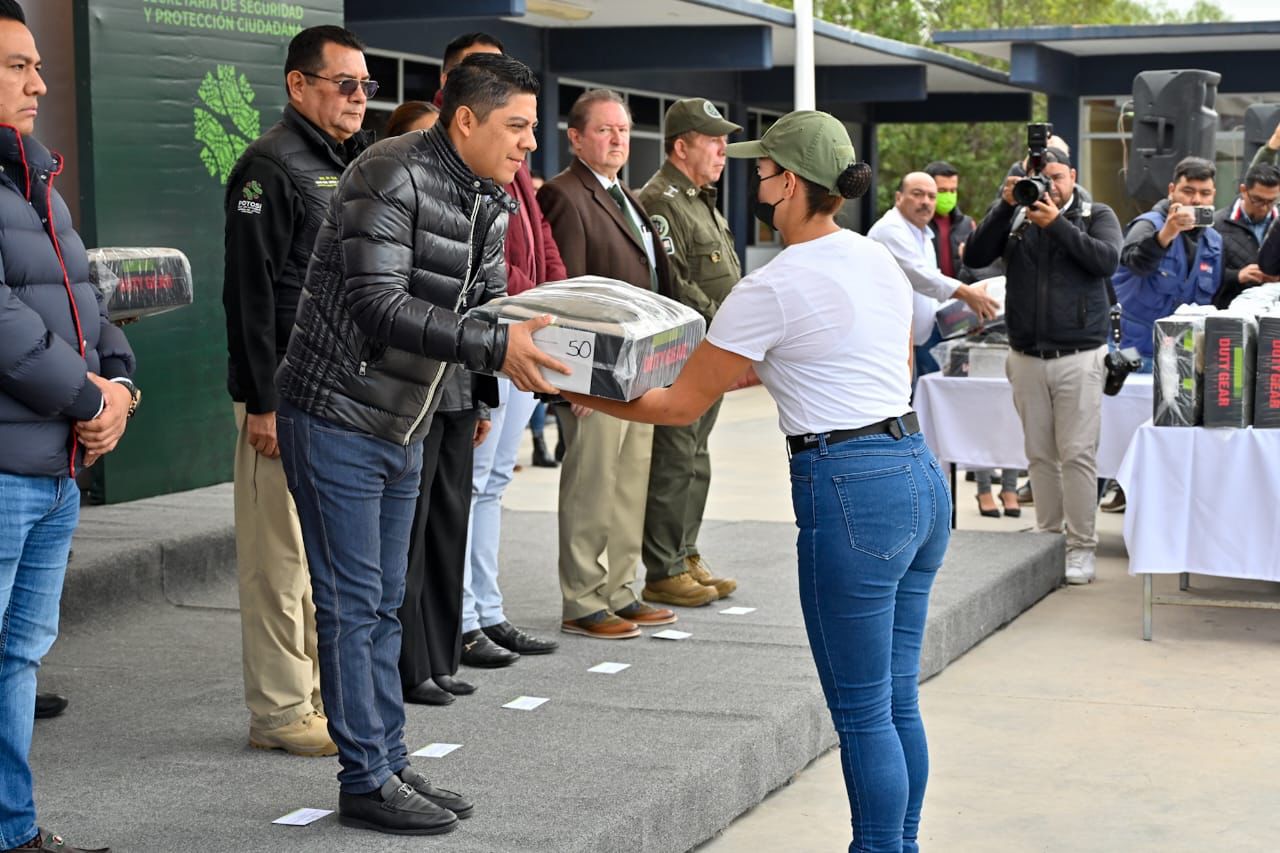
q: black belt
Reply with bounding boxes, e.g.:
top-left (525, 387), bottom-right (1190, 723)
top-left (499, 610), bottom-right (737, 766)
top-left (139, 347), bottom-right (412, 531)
top-left (786, 412), bottom-right (920, 455)
top-left (1013, 345), bottom-right (1091, 360)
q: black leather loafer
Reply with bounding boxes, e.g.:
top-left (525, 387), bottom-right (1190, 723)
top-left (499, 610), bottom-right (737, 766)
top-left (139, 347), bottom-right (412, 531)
top-left (337, 776), bottom-right (457, 836)
top-left (404, 681), bottom-right (454, 706)
top-left (399, 765), bottom-right (473, 819)
top-left (433, 675), bottom-right (475, 696)
top-left (460, 629), bottom-right (519, 668)
top-left (482, 621), bottom-right (559, 655)
top-left (34, 692), bottom-right (69, 720)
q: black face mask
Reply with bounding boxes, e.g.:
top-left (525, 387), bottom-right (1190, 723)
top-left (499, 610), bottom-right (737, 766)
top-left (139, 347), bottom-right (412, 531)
top-left (752, 172), bottom-right (784, 230)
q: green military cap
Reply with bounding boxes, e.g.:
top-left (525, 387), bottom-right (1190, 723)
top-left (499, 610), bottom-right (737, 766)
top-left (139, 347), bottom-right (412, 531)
top-left (726, 110), bottom-right (856, 196)
top-left (664, 98), bottom-right (742, 139)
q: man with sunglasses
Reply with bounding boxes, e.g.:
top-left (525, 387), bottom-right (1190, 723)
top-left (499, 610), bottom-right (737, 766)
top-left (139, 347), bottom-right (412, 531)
top-left (221, 24), bottom-right (374, 759)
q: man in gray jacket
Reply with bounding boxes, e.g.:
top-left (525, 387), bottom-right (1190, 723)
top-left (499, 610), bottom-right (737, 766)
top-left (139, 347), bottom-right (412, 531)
top-left (0, 2), bottom-right (135, 851)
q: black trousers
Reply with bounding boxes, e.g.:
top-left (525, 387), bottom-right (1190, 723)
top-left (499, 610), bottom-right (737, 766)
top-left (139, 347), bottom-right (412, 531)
top-left (397, 408), bottom-right (478, 688)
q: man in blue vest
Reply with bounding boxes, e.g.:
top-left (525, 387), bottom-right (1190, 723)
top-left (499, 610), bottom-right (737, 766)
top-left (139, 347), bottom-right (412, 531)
top-left (1113, 157), bottom-right (1223, 369)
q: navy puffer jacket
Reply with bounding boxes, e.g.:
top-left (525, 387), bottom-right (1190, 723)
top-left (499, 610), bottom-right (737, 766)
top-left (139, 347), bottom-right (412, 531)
top-left (0, 127), bottom-right (135, 477)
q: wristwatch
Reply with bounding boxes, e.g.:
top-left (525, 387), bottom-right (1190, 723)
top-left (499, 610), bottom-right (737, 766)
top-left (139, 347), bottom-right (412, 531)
top-left (113, 377), bottom-right (142, 419)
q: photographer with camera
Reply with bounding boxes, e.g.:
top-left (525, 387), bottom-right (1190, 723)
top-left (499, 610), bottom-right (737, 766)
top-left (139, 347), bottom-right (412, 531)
top-left (965, 133), bottom-right (1123, 584)
top-left (1112, 157), bottom-right (1222, 366)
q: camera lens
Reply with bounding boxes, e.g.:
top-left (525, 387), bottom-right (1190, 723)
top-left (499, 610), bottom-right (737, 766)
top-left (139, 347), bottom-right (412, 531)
top-left (1012, 175), bottom-right (1049, 207)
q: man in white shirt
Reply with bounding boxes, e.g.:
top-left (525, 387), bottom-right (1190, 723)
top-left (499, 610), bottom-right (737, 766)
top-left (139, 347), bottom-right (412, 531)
top-left (868, 171), bottom-right (999, 333)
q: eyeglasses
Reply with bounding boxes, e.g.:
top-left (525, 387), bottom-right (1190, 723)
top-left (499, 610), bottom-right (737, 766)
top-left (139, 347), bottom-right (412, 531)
top-left (301, 72), bottom-right (379, 98)
top-left (1245, 191), bottom-right (1278, 208)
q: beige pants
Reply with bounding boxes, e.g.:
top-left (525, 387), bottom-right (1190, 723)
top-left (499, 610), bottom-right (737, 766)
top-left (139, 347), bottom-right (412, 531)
top-left (1005, 348), bottom-right (1105, 551)
top-left (232, 402), bottom-right (322, 729)
top-left (557, 408), bottom-right (654, 620)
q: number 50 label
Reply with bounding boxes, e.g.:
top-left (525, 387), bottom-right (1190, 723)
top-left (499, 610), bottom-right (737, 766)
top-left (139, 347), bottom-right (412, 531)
top-left (532, 324), bottom-right (596, 394)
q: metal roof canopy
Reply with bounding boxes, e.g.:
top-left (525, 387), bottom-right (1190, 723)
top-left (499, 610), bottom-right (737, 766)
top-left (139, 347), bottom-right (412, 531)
top-left (933, 22), bottom-right (1280, 97)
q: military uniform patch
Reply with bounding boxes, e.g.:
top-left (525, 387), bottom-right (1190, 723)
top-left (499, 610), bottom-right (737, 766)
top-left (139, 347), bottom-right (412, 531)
top-left (236, 180), bottom-right (263, 214)
top-left (663, 185), bottom-right (680, 198)
top-left (703, 101), bottom-right (723, 119)
top-left (651, 214), bottom-right (671, 238)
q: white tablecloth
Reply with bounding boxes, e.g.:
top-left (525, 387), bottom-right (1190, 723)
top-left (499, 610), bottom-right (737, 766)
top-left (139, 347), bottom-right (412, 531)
top-left (1116, 425), bottom-right (1280, 580)
top-left (913, 373), bottom-right (1153, 479)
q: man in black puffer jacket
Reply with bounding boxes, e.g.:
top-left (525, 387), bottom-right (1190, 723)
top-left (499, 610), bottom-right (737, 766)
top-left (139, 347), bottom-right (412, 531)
top-left (275, 53), bottom-right (564, 837)
top-left (966, 147), bottom-right (1122, 586)
top-left (0, 3), bottom-right (134, 851)
top-left (1211, 162), bottom-right (1280, 308)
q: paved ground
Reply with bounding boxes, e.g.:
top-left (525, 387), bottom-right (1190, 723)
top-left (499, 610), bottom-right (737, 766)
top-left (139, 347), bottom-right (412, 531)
top-left (40, 386), bottom-right (1280, 851)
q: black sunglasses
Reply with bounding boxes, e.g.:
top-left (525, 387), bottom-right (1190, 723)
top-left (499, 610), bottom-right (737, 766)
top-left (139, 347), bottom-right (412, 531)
top-left (301, 72), bottom-right (379, 98)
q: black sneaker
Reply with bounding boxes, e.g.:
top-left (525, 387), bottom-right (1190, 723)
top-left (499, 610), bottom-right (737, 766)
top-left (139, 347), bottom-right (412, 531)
top-left (460, 629), bottom-right (519, 668)
top-left (482, 621), bottom-right (559, 655)
top-left (399, 765), bottom-right (474, 819)
top-left (34, 692), bottom-right (68, 719)
top-left (337, 776), bottom-right (458, 836)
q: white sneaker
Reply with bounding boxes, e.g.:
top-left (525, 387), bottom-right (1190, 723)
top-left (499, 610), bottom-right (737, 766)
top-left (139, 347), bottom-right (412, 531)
top-left (1065, 548), bottom-right (1096, 585)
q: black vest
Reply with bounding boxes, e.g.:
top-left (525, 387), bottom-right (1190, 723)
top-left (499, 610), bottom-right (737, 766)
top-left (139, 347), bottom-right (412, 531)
top-left (225, 106), bottom-right (368, 360)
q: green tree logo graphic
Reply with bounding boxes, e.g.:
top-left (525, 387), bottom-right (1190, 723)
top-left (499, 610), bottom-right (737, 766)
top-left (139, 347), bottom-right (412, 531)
top-left (242, 180), bottom-right (263, 201)
top-left (194, 65), bottom-right (261, 185)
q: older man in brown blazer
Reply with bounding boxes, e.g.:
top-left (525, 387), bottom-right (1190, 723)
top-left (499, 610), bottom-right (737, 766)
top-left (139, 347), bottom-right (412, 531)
top-left (537, 88), bottom-right (677, 639)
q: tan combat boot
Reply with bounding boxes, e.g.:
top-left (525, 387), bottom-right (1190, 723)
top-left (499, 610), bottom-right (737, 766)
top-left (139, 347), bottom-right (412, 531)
top-left (249, 711), bottom-right (338, 757)
top-left (685, 555), bottom-right (737, 598)
top-left (642, 571), bottom-right (718, 607)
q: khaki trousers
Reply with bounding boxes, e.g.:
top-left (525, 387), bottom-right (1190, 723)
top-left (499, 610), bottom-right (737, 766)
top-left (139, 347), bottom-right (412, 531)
top-left (641, 396), bottom-right (722, 580)
top-left (1005, 348), bottom-right (1105, 551)
top-left (557, 407), bottom-right (653, 620)
top-left (232, 402), bottom-right (322, 729)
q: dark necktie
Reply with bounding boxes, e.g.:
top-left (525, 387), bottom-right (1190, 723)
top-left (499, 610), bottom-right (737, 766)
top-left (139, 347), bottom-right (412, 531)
top-left (606, 183), bottom-right (658, 291)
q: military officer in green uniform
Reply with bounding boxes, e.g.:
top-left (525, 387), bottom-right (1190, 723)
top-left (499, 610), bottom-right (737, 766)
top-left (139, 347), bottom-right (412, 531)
top-left (637, 98), bottom-right (743, 607)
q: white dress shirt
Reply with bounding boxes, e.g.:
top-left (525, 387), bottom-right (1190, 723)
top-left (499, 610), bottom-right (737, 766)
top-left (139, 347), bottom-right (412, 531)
top-left (867, 206), bottom-right (962, 303)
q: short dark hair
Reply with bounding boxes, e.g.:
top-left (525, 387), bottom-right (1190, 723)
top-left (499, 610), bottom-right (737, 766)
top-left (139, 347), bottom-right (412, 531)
top-left (443, 32), bottom-right (506, 73)
top-left (384, 101), bottom-right (439, 137)
top-left (1173, 156), bottom-right (1215, 184)
top-left (1243, 162), bottom-right (1280, 190)
top-left (440, 53), bottom-right (539, 128)
top-left (663, 130), bottom-right (697, 157)
top-left (568, 89), bottom-right (628, 133)
top-left (924, 160), bottom-right (958, 179)
top-left (285, 25), bottom-right (365, 79)
top-left (0, 0), bottom-right (25, 24)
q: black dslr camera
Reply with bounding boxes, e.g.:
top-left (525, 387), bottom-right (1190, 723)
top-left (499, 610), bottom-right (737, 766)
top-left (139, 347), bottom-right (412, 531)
top-left (1012, 122), bottom-right (1054, 207)
top-left (1102, 303), bottom-right (1141, 395)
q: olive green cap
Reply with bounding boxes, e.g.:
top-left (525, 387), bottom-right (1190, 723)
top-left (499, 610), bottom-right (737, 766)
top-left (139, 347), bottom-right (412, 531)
top-left (663, 98), bottom-right (742, 139)
top-left (725, 110), bottom-right (856, 195)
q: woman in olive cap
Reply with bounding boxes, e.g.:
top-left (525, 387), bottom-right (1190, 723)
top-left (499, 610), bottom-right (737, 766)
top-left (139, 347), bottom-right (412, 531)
top-left (560, 110), bottom-right (951, 853)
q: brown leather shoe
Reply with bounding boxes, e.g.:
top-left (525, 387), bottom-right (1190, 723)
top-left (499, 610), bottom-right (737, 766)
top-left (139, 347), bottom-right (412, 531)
top-left (642, 571), bottom-right (718, 607)
top-left (685, 555), bottom-right (737, 598)
top-left (615, 601), bottom-right (678, 626)
top-left (560, 610), bottom-right (641, 639)
top-left (9, 828), bottom-right (108, 852)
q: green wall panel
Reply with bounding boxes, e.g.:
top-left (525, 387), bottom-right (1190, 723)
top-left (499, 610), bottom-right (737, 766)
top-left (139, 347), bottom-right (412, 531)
top-left (75, 0), bottom-right (343, 503)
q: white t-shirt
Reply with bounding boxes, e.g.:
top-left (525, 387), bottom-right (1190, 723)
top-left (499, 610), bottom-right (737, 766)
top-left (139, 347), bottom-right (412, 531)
top-left (707, 229), bottom-right (913, 437)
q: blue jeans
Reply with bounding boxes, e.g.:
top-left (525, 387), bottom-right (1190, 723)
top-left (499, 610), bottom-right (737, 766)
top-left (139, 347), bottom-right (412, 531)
top-left (277, 402), bottom-right (422, 794)
top-left (790, 430), bottom-right (951, 853)
top-left (528, 400), bottom-right (547, 438)
top-left (0, 473), bottom-right (79, 848)
top-left (463, 380), bottom-right (538, 634)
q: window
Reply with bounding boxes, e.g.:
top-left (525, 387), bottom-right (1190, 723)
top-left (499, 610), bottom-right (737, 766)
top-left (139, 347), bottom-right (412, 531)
top-left (361, 48), bottom-right (444, 142)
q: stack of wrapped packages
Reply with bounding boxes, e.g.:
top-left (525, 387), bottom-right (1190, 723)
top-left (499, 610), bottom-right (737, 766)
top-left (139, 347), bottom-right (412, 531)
top-left (87, 248), bottom-right (194, 323)
top-left (933, 276), bottom-right (1006, 339)
top-left (469, 276), bottom-right (706, 401)
top-left (928, 331), bottom-right (1010, 378)
top-left (1153, 283), bottom-right (1280, 428)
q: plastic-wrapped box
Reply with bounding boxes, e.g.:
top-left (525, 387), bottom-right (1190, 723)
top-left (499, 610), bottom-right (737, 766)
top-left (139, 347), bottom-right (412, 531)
top-left (1228, 281), bottom-right (1280, 314)
top-left (1153, 306), bottom-right (1212, 427)
top-left (1203, 313), bottom-right (1257, 428)
top-left (1253, 313), bottom-right (1280, 428)
top-left (470, 276), bottom-right (706, 401)
top-left (87, 248), bottom-right (194, 322)
top-left (934, 276), bottom-right (1005, 340)
top-left (929, 336), bottom-right (1009, 378)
